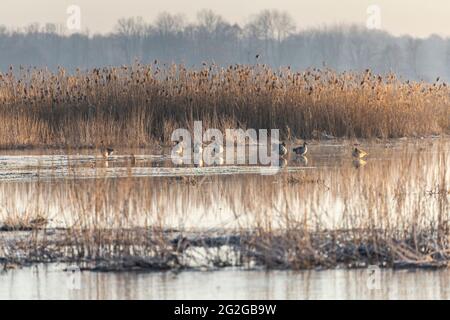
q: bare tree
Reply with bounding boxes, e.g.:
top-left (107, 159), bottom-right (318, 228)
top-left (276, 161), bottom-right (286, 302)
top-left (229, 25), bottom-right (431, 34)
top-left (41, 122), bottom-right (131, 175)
top-left (115, 17), bottom-right (147, 62)
top-left (0, 10), bottom-right (447, 81)
top-left (405, 37), bottom-right (421, 78)
top-left (155, 12), bottom-right (186, 36)
top-left (196, 9), bottom-right (224, 33)
top-left (115, 17), bottom-right (147, 36)
top-left (272, 10), bottom-right (296, 43)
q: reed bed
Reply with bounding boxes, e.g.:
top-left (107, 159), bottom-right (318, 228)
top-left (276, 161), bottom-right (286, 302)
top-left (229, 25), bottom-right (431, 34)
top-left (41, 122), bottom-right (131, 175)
top-left (0, 64), bottom-right (449, 149)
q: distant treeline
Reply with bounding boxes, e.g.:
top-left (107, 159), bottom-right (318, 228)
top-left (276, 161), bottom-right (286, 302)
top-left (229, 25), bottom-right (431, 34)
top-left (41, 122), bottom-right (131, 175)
top-left (0, 9), bottom-right (449, 81)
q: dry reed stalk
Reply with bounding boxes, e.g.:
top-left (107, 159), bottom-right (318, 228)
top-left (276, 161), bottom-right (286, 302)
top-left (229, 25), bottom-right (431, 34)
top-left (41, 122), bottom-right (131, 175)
top-left (0, 65), bottom-right (449, 149)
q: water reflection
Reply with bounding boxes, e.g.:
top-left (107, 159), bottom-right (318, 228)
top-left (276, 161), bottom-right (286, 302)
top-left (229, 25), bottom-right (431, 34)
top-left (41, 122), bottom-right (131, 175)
top-left (1, 265), bottom-right (450, 299)
top-left (352, 159), bottom-right (367, 168)
top-left (294, 155), bottom-right (308, 166)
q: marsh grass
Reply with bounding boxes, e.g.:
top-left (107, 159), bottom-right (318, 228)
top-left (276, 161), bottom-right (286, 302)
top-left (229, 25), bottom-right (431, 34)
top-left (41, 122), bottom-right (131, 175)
top-left (0, 65), bottom-right (449, 149)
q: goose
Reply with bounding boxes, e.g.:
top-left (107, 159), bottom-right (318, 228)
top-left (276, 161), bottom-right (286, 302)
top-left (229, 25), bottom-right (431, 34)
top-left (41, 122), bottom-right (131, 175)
top-left (352, 147), bottom-right (368, 159)
top-left (277, 142), bottom-right (288, 157)
top-left (100, 141), bottom-right (114, 159)
top-left (293, 142), bottom-right (308, 156)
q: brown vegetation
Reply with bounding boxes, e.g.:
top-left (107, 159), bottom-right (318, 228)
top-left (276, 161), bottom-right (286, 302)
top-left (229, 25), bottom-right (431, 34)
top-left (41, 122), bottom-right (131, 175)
top-left (0, 64), bottom-right (449, 149)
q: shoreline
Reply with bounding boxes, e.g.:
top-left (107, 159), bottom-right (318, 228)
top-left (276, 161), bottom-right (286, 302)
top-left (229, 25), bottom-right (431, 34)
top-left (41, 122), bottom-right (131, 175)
top-left (1, 228), bottom-right (449, 272)
top-left (0, 134), bottom-right (446, 152)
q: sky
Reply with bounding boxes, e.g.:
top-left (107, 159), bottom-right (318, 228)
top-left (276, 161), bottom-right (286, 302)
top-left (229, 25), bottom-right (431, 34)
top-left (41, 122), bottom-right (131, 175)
top-left (0, 0), bottom-right (449, 38)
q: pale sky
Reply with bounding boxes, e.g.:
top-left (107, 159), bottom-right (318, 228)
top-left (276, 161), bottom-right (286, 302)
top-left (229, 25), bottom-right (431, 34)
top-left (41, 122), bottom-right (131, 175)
top-left (0, 0), bottom-right (449, 38)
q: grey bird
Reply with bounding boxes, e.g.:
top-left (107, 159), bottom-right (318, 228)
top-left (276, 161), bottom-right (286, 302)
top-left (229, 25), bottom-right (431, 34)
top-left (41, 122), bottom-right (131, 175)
top-left (293, 142), bottom-right (308, 156)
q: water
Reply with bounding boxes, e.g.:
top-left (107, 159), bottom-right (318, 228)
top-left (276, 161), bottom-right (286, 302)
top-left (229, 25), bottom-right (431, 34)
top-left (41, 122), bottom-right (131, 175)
top-left (0, 138), bottom-right (447, 231)
top-left (0, 138), bottom-right (449, 299)
top-left (1, 265), bottom-right (450, 300)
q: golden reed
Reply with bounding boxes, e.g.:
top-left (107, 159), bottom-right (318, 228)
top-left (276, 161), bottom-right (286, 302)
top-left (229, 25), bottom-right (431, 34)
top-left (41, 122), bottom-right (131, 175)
top-left (0, 64), bottom-right (448, 149)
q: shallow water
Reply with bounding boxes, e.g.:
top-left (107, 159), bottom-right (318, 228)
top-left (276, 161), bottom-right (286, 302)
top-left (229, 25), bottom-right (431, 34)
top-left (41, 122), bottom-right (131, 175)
top-left (1, 265), bottom-right (450, 300)
top-left (0, 138), bottom-right (447, 231)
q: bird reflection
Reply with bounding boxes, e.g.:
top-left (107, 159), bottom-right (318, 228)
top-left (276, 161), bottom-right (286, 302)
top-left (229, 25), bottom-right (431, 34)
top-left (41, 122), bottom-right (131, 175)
top-left (278, 158), bottom-right (288, 168)
top-left (194, 159), bottom-right (204, 168)
top-left (213, 156), bottom-right (224, 166)
top-left (172, 157), bottom-right (183, 167)
top-left (352, 159), bottom-right (367, 169)
top-left (295, 155), bottom-right (308, 166)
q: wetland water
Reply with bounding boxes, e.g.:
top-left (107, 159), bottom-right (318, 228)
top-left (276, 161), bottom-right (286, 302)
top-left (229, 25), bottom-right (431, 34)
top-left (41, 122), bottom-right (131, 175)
top-left (0, 138), bottom-right (447, 230)
top-left (0, 138), bottom-right (449, 299)
top-left (1, 265), bottom-right (450, 299)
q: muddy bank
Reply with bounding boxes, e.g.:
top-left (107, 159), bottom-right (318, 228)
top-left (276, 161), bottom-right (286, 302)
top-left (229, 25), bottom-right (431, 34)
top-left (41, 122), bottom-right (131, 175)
top-left (1, 228), bottom-right (448, 272)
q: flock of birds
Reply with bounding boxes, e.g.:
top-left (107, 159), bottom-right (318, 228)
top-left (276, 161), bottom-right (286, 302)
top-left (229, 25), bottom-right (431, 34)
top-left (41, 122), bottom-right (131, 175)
top-left (172, 139), bottom-right (225, 166)
top-left (278, 141), bottom-right (368, 168)
top-left (3, 141), bottom-right (368, 231)
top-left (276, 141), bottom-right (368, 158)
top-left (98, 138), bottom-right (369, 168)
top-left (172, 140), bottom-right (224, 156)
